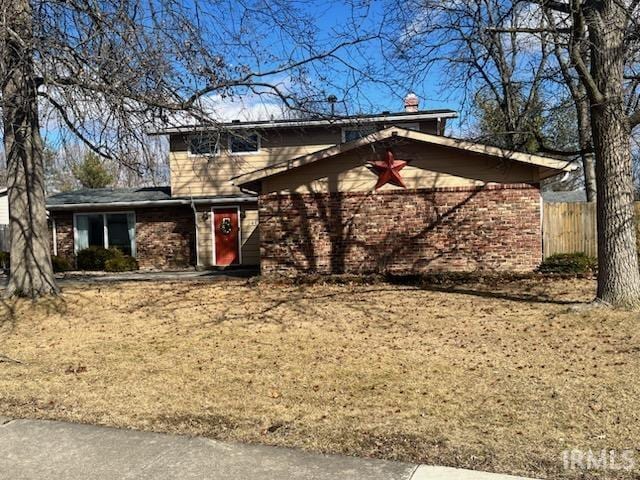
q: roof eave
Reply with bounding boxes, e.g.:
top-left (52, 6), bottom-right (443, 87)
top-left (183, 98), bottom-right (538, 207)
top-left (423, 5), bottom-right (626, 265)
top-left (234, 127), bottom-right (578, 189)
top-left (148, 111), bottom-right (459, 136)
top-left (46, 196), bottom-right (257, 211)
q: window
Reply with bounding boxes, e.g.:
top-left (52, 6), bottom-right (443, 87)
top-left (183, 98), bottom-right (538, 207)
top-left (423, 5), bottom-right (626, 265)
top-left (341, 123), bottom-right (421, 143)
top-left (229, 133), bottom-right (260, 153)
top-left (398, 122), bottom-right (420, 131)
top-left (189, 134), bottom-right (220, 155)
top-left (75, 212), bottom-right (136, 256)
top-left (342, 126), bottom-right (376, 143)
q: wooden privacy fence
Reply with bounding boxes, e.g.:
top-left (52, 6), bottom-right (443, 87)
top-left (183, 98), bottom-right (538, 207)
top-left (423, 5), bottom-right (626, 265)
top-left (542, 201), bottom-right (640, 258)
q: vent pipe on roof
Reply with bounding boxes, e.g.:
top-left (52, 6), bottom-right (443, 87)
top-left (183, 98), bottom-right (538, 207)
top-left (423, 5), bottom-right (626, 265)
top-left (327, 95), bottom-right (338, 117)
top-left (404, 93), bottom-right (419, 112)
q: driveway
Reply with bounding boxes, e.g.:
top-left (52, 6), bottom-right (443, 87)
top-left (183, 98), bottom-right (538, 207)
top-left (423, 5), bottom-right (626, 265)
top-left (0, 268), bottom-right (258, 288)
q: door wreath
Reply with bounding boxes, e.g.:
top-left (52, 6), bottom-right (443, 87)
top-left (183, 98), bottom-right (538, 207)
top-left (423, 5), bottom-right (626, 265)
top-left (220, 217), bottom-right (232, 235)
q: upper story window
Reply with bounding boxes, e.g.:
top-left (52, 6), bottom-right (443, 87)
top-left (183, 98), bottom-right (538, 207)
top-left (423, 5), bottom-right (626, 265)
top-left (189, 134), bottom-right (220, 155)
top-left (341, 122), bottom-right (421, 143)
top-left (399, 122), bottom-right (420, 131)
top-left (229, 133), bottom-right (260, 154)
top-left (342, 126), bottom-right (376, 143)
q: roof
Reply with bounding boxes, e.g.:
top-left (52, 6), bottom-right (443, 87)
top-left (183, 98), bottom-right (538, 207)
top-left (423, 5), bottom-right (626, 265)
top-left (233, 127), bottom-right (578, 190)
top-left (542, 190), bottom-right (587, 203)
top-left (149, 109), bottom-right (458, 135)
top-left (46, 187), bottom-right (256, 210)
top-left (47, 187), bottom-right (173, 206)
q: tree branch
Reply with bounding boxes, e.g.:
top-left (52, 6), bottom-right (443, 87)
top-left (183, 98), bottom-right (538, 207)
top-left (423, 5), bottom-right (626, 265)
top-left (487, 27), bottom-right (571, 34)
top-left (566, 1), bottom-right (605, 104)
top-left (524, 0), bottom-right (571, 14)
top-left (38, 92), bottom-right (116, 160)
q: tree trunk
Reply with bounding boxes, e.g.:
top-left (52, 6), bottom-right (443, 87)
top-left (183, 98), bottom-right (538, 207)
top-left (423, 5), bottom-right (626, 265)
top-left (586, 0), bottom-right (640, 307)
top-left (1, 0), bottom-right (58, 297)
top-left (581, 152), bottom-right (597, 202)
top-left (592, 111), bottom-right (639, 305)
top-left (592, 104), bottom-right (640, 306)
top-left (575, 97), bottom-right (596, 202)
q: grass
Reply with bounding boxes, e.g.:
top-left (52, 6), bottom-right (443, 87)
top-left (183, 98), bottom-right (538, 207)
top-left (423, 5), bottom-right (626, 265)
top-left (0, 276), bottom-right (639, 479)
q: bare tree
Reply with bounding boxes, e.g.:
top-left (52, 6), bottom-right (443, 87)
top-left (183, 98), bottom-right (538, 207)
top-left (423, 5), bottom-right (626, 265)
top-left (386, 0), bottom-right (640, 307)
top-left (0, 0), bottom-right (376, 297)
top-left (386, 0), bottom-right (553, 151)
top-left (541, 8), bottom-right (597, 200)
top-left (1, 0), bottom-right (53, 296)
top-left (384, 0), bottom-right (601, 198)
top-left (514, 0), bottom-right (640, 307)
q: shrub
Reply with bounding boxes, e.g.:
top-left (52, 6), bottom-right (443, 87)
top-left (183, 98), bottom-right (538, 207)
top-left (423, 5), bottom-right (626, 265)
top-left (539, 252), bottom-right (597, 275)
top-left (0, 251), bottom-right (9, 270)
top-left (76, 246), bottom-right (122, 271)
top-left (104, 255), bottom-right (138, 272)
top-left (51, 255), bottom-right (72, 273)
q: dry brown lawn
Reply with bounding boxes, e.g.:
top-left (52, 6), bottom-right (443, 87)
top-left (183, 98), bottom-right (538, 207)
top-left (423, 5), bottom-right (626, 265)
top-left (0, 276), bottom-right (639, 479)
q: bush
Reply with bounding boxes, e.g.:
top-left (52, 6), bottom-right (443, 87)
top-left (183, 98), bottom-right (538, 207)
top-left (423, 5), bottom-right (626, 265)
top-left (0, 251), bottom-right (9, 270)
top-left (76, 246), bottom-right (122, 271)
top-left (104, 255), bottom-right (138, 272)
top-left (539, 252), bottom-right (597, 275)
top-left (51, 255), bottom-right (72, 273)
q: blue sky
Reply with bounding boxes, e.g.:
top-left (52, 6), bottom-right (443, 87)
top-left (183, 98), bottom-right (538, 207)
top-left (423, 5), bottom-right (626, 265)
top-left (310, 1), bottom-right (454, 111)
top-left (302, 0), bottom-right (458, 112)
top-left (38, 0), bottom-right (466, 153)
top-left (203, 0), bottom-right (463, 124)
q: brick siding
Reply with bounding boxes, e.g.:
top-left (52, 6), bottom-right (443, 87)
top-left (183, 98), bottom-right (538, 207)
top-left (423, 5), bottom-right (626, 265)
top-left (51, 212), bottom-right (74, 261)
top-left (50, 206), bottom-right (195, 270)
top-left (135, 207), bottom-right (195, 269)
top-left (259, 184), bottom-right (542, 275)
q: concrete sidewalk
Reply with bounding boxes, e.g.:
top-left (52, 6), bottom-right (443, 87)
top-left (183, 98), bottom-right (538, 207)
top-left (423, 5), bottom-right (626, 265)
top-left (0, 417), bottom-right (536, 480)
top-left (0, 268), bottom-right (259, 289)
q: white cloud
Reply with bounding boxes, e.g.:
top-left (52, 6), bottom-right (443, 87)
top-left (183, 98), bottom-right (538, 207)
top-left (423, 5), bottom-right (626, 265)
top-left (201, 93), bottom-right (288, 122)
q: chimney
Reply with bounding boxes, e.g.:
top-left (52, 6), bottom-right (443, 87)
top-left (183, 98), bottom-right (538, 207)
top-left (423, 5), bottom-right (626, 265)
top-left (404, 93), bottom-right (419, 112)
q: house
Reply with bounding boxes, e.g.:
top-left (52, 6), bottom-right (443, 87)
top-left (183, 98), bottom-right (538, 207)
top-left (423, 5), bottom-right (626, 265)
top-left (47, 95), bottom-right (575, 273)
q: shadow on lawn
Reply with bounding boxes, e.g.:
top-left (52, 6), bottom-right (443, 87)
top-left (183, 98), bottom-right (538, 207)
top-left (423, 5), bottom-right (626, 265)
top-left (113, 275), bottom-right (581, 331)
top-left (200, 285), bottom-right (409, 327)
top-left (383, 274), bottom-right (584, 306)
top-left (206, 279), bottom-right (580, 329)
top-left (0, 294), bottom-right (68, 337)
top-left (0, 299), bottom-right (17, 334)
top-left (0, 295), bottom-right (66, 365)
top-left (410, 283), bottom-right (579, 305)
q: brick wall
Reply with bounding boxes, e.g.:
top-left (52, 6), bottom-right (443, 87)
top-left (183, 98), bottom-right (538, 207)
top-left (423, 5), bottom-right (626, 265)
top-left (135, 207), bottom-right (194, 269)
top-left (51, 212), bottom-right (74, 262)
top-left (50, 206), bottom-right (195, 270)
top-left (259, 184), bottom-right (542, 275)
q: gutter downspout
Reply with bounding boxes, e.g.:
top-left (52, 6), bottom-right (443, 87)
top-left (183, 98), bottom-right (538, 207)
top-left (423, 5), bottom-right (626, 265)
top-left (190, 196), bottom-right (201, 269)
top-left (52, 216), bottom-right (58, 257)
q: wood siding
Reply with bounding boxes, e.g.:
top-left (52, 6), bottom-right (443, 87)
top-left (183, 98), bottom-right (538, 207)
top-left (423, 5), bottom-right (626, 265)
top-left (262, 142), bottom-right (541, 194)
top-left (169, 121), bottom-right (440, 197)
top-left (195, 203), bottom-right (259, 266)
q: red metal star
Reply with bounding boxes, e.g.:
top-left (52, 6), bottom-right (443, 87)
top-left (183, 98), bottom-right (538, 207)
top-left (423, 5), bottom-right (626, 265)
top-left (368, 149), bottom-right (408, 190)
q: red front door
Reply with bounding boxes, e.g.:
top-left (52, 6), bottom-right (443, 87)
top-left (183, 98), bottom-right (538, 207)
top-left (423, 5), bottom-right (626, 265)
top-left (213, 208), bottom-right (240, 265)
